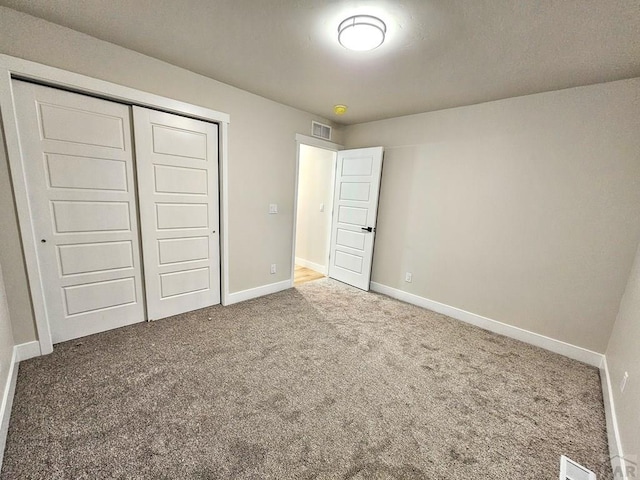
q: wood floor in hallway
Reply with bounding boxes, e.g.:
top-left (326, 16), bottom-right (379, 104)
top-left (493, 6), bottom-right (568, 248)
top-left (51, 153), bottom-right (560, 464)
top-left (294, 265), bottom-right (325, 286)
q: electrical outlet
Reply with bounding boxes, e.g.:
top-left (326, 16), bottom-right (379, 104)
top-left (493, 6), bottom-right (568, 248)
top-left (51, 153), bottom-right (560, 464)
top-left (405, 272), bottom-right (412, 283)
top-left (620, 371), bottom-right (629, 393)
top-left (270, 264), bottom-right (277, 274)
top-left (269, 204), bottom-right (278, 214)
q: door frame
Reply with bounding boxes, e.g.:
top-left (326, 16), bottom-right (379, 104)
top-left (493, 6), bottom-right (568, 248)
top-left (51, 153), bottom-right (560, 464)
top-left (290, 134), bottom-right (343, 287)
top-left (0, 54), bottom-right (231, 355)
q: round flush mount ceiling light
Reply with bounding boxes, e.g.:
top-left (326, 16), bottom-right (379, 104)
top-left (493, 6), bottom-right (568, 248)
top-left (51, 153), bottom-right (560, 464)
top-left (338, 15), bottom-right (386, 51)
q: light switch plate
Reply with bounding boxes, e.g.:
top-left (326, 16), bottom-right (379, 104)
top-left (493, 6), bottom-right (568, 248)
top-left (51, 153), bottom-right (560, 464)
top-left (269, 204), bottom-right (278, 214)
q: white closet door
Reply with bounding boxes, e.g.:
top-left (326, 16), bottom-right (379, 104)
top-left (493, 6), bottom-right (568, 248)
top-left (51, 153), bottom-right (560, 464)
top-left (133, 106), bottom-right (220, 320)
top-left (12, 80), bottom-right (145, 343)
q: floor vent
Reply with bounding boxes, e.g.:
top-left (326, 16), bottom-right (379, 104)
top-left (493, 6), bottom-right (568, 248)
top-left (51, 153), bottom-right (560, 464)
top-left (311, 121), bottom-right (331, 141)
top-left (560, 456), bottom-right (597, 480)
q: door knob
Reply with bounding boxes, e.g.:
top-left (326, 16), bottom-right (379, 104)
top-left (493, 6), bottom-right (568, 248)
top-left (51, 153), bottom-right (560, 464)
top-left (41, 239), bottom-right (46, 243)
top-left (361, 227), bottom-right (373, 232)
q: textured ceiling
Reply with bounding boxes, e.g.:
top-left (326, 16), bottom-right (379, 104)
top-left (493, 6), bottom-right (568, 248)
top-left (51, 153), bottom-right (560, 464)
top-left (1, 0), bottom-right (639, 125)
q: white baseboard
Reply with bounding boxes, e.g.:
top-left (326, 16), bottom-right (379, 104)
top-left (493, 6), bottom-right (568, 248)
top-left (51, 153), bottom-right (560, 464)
top-left (1, 340), bottom-right (43, 470)
top-left (15, 341), bottom-right (41, 362)
top-left (370, 282), bottom-right (604, 367)
top-left (295, 257), bottom-right (328, 275)
top-left (0, 346), bottom-right (19, 472)
top-left (600, 356), bottom-right (627, 478)
top-left (226, 280), bottom-right (291, 305)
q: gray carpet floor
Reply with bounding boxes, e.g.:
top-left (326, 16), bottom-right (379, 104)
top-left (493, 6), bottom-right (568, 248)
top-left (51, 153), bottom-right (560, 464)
top-left (1, 279), bottom-right (611, 479)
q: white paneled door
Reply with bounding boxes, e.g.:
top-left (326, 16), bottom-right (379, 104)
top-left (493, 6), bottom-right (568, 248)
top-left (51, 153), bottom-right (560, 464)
top-left (328, 147), bottom-right (384, 290)
top-left (133, 106), bottom-right (220, 320)
top-left (13, 81), bottom-right (145, 343)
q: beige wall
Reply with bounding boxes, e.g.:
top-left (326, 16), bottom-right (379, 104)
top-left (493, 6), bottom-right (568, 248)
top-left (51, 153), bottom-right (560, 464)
top-left (606, 241), bottom-right (640, 461)
top-left (295, 145), bottom-right (335, 270)
top-left (0, 126), bottom-right (35, 343)
top-left (343, 78), bottom-right (640, 353)
top-left (0, 261), bottom-right (16, 427)
top-left (0, 7), bottom-right (343, 343)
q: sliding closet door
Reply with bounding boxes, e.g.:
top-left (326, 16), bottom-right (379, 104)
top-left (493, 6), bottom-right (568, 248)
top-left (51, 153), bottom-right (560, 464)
top-left (133, 107), bottom-right (220, 320)
top-left (12, 81), bottom-right (145, 343)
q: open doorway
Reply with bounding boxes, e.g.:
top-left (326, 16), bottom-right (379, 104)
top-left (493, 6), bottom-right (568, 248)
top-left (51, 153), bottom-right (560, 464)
top-left (292, 141), bottom-right (338, 286)
top-left (291, 135), bottom-right (384, 291)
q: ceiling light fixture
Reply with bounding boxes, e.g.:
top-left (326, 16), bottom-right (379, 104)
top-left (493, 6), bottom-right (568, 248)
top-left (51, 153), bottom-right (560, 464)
top-left (338, 15), bottom-right (386, 51)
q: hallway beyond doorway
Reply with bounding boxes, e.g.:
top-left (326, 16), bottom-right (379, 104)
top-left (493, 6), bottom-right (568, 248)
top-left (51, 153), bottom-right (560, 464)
top-left (294, 265), bottom-right (325, 286)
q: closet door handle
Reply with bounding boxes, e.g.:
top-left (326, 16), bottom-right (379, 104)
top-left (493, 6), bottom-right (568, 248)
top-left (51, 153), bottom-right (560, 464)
top-left (361, 227), bottom-right (373, 232)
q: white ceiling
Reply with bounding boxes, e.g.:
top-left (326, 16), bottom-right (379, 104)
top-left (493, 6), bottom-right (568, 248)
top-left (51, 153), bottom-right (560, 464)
top-left (2, 0), bottom-right (639, 125)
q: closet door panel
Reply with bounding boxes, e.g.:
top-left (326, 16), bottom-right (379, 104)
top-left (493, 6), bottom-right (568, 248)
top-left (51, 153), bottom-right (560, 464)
top-left (133, 106), bottom-right (220, 320)
top-left (12, 81), bottom-right (145, 343)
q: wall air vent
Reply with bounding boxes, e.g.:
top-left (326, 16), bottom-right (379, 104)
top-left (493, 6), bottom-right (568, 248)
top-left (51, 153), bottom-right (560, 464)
top-left (559, 456), bottom-right (596, 480)
top-left (311, 121), bottom-right (332, 141)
